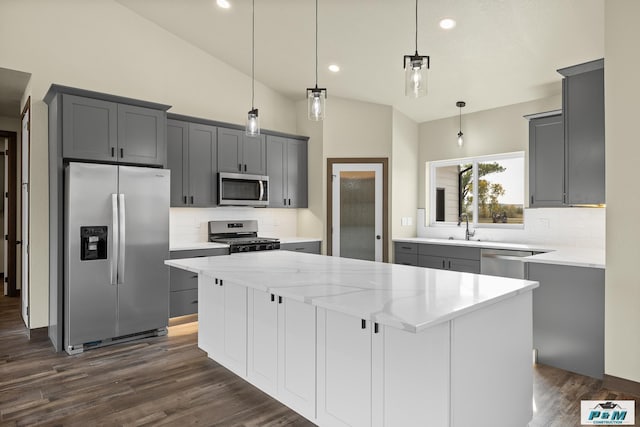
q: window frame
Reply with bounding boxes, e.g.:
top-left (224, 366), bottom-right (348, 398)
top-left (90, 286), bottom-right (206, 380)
top-left (428, 151), bottom-right (525, 229)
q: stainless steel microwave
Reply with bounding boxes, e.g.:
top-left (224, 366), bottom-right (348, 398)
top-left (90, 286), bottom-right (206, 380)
top-left (218, 172), bottom-right (269, 206)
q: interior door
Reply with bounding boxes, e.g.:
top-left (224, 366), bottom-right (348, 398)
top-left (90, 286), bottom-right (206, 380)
top-left (117, 166), bottom-right (170, 336)
top-left (21, 111), bottom-right (29, 326)
top-left (331, 163), bottom-right (383, 262)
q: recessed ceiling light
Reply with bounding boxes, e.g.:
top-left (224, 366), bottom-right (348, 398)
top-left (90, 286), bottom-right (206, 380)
top-left (439, 18), bottom-right (456, 30)
top-left (216, 0), bottom-right (231, 9)
top-left (328, 64), bottom-right (340, 73)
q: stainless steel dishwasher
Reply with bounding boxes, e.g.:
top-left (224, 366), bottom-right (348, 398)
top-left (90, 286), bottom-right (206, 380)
top-left (480, 248), bottom-right (534, 279)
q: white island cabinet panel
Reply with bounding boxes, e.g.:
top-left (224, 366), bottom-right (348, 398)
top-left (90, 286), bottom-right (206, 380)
top-left (278, 297), bottom-right (316, 420)
top-left (317, 309), bottom-right (372, 427)
top-left (247, 289), bottom-right (279, 394)
top-left (379, 322), bottom-right (450, 427)
top-left (450, 291), bottom-right (533, 427)
top-left (199, 276), bottom-right (247, 377)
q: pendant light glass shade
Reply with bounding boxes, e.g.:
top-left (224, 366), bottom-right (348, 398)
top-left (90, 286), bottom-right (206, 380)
top-left (246, 108), bottom-right (260, 136)
top-left (404, 54), bottom-right (429, 98)
top-left (403, 0), bottom-right (430, 98)
top-left (246, 0), bottom-right (260, 136)
top-left (456, 101), bottom-right (466, 147)
top-left (307, 86), bottom-right (327, 121)
top-left (307, 0), bottom-right (327, 121)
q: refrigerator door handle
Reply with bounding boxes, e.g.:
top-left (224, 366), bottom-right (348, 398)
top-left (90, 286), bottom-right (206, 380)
top-left (118, 193), bottom-right (126, 285)
top-left (111, 194), bottom-right (119, 285)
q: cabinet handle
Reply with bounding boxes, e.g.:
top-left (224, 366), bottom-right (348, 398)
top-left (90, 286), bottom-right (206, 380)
top-left (374, 323), bottom-right (379, 334)
top-left (183, 196), bottom-right (187, 204)
top-left (448, 260), bottom-right (451, 269)
top-left (219, 279), bottom-right (223, 287)
top-left (271, 293), bottom-right (275, 302)
top-left (288, 198), bottom-right (291, 206)
top-left (401, 246), bottom-right (411, 250)
top-left (530, 195), bottom-right (534, 205)
top-left (361, 319), bottom-right (366, 329)
top-left (278, 296), bottom-right (283, 304)
top-left (190, 195), bottom-right (194, 204)
top-left (442, 260), bottom-right (445, 269)
top-left (215, 278), bottom-right (219, 285)
top-left (191, 275), bottom-right (198, 279)
top-left (111, 147), bottom-right (115, 157)
top-left (244, 164), bottom-right (247, 172)
top-left (284, 198), bottom-right (287, 205)
top-left (120, 148), bottom-right (124, 158)
top-left (238, 163), bottom-right (242, 172)
top-left (191, 300), bottom-right (198, 304)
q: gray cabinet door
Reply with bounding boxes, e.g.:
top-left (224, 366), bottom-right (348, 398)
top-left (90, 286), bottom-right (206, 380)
top-left (564, 68), bottom-right (605, 204)
top-left (447, 258), bottom-right (480, 274)
top-left (62, 94), bottom-right (117, 162)
top-left (418, 255), bottom-right (446, 270)
top-left (117, 104), bottom-right (166, 166)
top-left (287, 139), bottom-right (308, 208)
top-left (267, 136), bottom-right (287, 208)
top-left (188, 123), bottom-right (218, 206)
top-left (243, 134), bottom-right (266, 175)
top-left (529, 114), bottom-right (565, 207)
top-left (279, 241), bottom-right (321, 254)
top-left (217, 127), bottom-right (243, 173)
top-left (167, 120), bottom-right (189, 207)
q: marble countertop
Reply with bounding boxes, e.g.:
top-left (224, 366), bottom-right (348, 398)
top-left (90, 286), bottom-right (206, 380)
top-left (393, 237), bottom-right (605, 269)
top-left (165, 251), bottom-right (538, 333)
top-left (170, 242), bottom-right (230, 251)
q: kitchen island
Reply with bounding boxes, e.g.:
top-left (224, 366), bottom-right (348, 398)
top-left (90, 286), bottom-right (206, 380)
top-left (166, 251), bottom-right (539, 427)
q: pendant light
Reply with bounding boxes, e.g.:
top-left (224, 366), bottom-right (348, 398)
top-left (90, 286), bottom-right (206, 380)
top-left (403, 0), bottom-right (430, 98)
top-left (306, 0), bottom-right (327, 121)
top-left (456, 101), bottom-right (466, 147)
top-left (246, 0), bottom-right (260, 136)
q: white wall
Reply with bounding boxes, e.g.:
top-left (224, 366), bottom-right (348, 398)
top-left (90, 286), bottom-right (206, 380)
top-left (391, 109), bottom-right (418, 238)
top-left (418, 96), bottom-right (561, 209)
top-left (0, 0), bottom-right (298, 328)
top-left (604, 0), bottom-right (640, 383)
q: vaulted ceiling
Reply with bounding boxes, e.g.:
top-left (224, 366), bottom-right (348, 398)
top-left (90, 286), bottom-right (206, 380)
top-left (116, 0), bottom-right (604, 123)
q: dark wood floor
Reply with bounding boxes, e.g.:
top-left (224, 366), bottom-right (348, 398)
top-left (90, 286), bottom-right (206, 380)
top-left (0, 293), bottom-right (637, 426)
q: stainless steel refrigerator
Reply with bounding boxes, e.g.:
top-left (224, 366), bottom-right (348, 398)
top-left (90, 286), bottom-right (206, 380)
top-left (64, 162), bottom-right (170, 354)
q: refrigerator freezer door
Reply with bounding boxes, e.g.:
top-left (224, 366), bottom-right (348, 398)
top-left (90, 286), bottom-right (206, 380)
top-left (117, 166), bottom-right (170, 336)
top-left (65, 163), bottom-right (118, 349)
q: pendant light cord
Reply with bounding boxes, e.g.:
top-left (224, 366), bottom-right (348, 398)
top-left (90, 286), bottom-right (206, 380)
top-left (459, 106), bottom-right (462, 132)
top-left (251, 0), bottom-right (255, 109)
top-left (315, 0), bottom-right (318, 87)
top-left (415, 0), bottom-right (418, 53)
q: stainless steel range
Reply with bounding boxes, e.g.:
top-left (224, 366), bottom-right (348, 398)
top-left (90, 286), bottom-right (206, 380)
top-left (208, 220), bottom-right (280, 253)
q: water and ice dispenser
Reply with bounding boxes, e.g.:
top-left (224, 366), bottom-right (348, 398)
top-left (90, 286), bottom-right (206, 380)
top-left (80, 226), bottom-right (108, 261)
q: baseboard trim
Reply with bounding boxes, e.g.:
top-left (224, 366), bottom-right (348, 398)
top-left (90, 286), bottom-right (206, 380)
top-left (28, 326), bottom-right (49, 342)
top-left (604, 374), bottom-right (640, 397)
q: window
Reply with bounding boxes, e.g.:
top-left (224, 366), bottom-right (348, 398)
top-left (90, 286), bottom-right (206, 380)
top-left (429, 152), bottom-right (525, 227)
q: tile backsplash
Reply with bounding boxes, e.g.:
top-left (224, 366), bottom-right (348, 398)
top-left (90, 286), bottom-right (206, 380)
top-left (417, 207), bottom-right (605, 249)
top-left (170, 207), bottom-right (298, 246)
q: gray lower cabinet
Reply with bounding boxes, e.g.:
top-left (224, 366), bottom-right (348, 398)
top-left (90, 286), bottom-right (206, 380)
top-left (529, 114), bottom-right (564, 207)
top-left (62, 93), bottom-right (166, 166)
top-left (167, 120), bottom-right (218, 207)
top-left (267, 136), bottom-right (308, 208)
top-left (169, 248), bottom-right (229, 317)
top-left (279, 241), bottom-right (320, 254)
top-left (394, 242), bottom-right (418, 266)
top-left (217, 127), bottom-right (266, 175)
top-left (394, 242), bottom-right (480, 274)
top-left (528, 262), bottom-right (604, 379)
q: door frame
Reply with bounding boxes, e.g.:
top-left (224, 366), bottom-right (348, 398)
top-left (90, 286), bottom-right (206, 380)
top-left (0, 130), bottom-right (18, 297)
top-left (20, 97), bottom-right (31, 327)
top-left (326, 158), bottom-right (389, 262)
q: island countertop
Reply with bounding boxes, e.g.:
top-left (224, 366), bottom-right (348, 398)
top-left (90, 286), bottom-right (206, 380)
top-left (165, 251), bottom-right (538, 333)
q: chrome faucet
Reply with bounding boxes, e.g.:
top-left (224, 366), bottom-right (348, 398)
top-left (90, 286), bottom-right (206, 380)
top-left (457, 213), bottom-right (476, 241)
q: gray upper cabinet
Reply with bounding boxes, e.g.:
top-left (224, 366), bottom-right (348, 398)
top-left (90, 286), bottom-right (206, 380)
top-left (266, 136), bottom-right (308, 208)
top-left (62, 94), bottom-right (117, 162)
top-left (62, 93), bottom-right (166, 166)
top-left (559, 60), bottom-right (605, 205)
top-left (217, 127), bottom-right (266, 175)
top-left (529, 114), bottom-right (564, 207)
top-left (117, 104), bottom-right (166, 166)
top-left (167, 119), bottom-right (217, 207)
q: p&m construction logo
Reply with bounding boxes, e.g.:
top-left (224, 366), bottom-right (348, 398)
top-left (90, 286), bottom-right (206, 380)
top-left (581, 400), bottom-right (635, 425)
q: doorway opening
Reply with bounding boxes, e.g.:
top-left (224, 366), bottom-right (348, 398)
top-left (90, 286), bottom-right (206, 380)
top-left (327, 158), bottom-right (388, 262)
